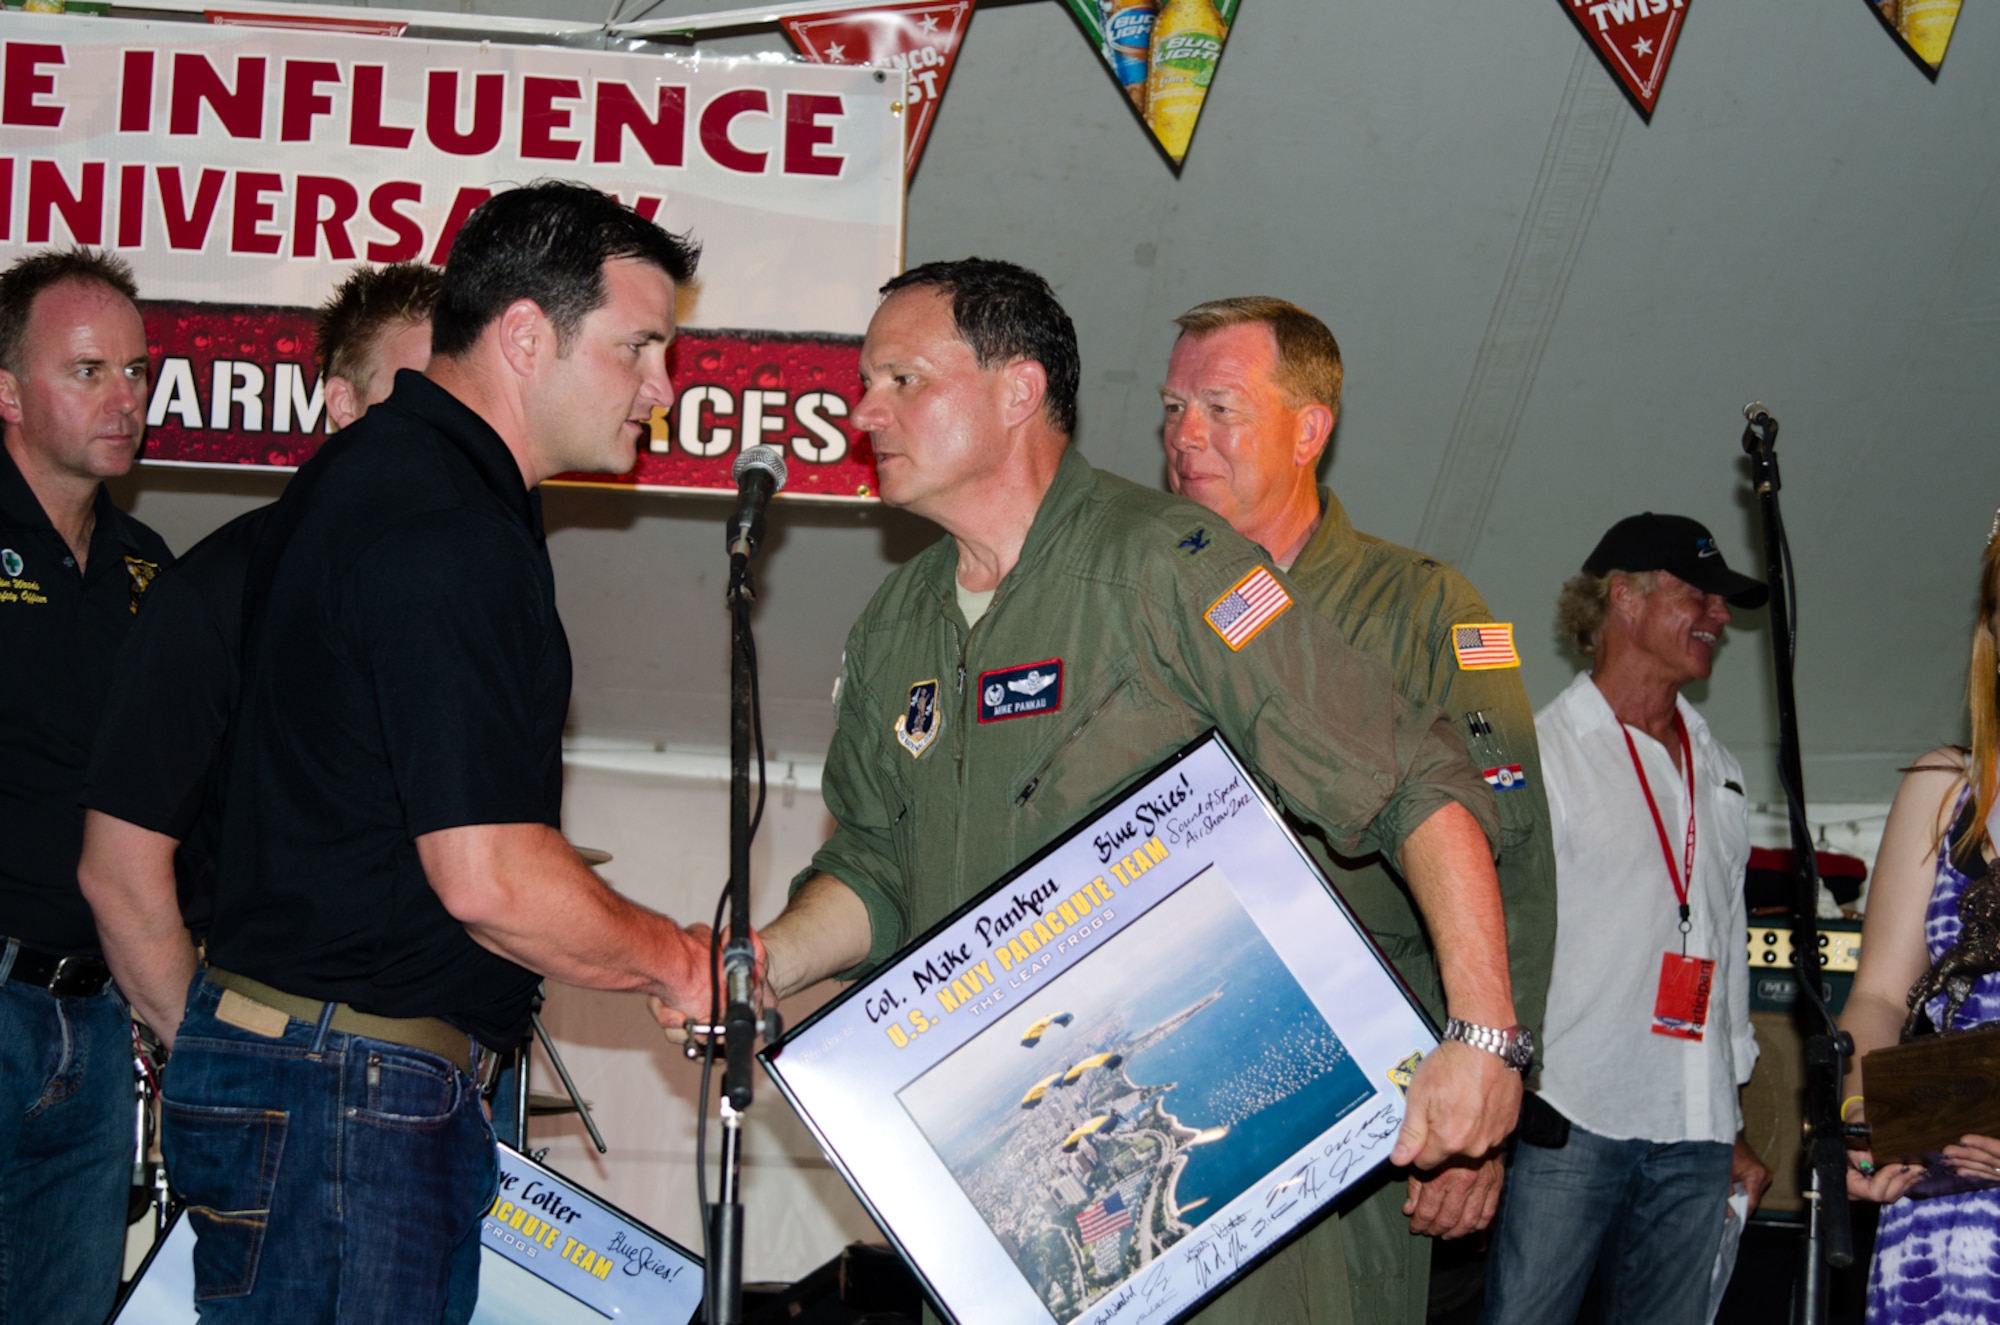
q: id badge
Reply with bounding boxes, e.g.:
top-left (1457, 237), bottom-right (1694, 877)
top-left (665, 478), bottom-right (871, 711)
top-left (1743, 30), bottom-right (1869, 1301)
top-left (1651, 952), bottom-right (1715, 1041)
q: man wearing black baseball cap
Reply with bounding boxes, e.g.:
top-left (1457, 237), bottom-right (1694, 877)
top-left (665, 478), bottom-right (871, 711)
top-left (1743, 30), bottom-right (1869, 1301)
top-left (1582, 512), bottom-right (1770, 610)
top-left (1481, 514), bottom-right (1770, 1325)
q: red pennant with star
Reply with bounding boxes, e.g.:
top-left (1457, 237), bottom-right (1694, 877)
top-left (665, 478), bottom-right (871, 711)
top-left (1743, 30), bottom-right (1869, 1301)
top-left (1561, 0), bottom-right (1688, 117)
top-left (780, 2), bottom-right (975, 182)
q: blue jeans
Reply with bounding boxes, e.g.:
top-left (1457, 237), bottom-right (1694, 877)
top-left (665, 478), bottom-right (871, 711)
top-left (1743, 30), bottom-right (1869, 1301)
top-left (0, 949), bottom-right (132, 1325)
top-left (161, 977), bottom-right (495, 1324)
top-left (1480, 1121), bottom-right (1732, 1325)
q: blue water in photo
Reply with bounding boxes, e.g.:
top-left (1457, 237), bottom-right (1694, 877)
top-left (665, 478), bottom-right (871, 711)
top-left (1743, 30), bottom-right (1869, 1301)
top-left (1123, 933), bottom-right (1373, 1219)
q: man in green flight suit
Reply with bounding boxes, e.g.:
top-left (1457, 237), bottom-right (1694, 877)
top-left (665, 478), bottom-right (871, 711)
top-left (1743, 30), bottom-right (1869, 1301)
top-left (721, 259), bottom-right (1531, 1321)
top-left (1160, 297), bottom-right (1558, 1324)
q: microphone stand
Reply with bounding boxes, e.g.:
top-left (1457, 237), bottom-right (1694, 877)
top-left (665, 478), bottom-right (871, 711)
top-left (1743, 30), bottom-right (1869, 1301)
top-left (706, 539), bottom-right (761, 1325)
top-left (703, 449), bottom-right (785, 1325)
top-left (1740, 404), bottom-right (1854, 1325)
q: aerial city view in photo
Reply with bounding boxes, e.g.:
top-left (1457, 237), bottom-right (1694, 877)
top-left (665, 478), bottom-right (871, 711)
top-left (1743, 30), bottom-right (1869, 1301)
top-left (896, 866), bottom-right (1381, 1322)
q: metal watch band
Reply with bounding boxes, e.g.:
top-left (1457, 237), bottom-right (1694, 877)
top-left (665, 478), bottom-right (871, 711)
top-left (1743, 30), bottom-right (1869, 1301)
top-left (1442, 1017), bottom-right (1534, 1071)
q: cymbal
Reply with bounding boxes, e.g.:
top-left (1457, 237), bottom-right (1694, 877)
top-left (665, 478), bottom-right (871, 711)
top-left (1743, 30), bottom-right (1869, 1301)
top-left (572, 845), bottom-right (613, 866)
top-left (526, 1091), bottom-right (592, 1117)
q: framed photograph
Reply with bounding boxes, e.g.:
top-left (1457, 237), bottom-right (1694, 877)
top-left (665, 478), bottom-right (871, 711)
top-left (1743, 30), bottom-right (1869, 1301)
top-left (113, 1145), bottom-right (702, 1324)
top-left (760, 731), bottom-right (1436, 1325)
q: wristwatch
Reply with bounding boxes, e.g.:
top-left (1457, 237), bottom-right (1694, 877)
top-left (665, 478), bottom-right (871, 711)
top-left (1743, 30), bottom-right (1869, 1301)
top-left (1442, 1018), bottom-right (1534, 1072)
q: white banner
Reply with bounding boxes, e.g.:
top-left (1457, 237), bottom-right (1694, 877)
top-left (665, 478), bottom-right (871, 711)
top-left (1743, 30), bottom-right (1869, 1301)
top-left (0, 15), bottom-right (904, 490)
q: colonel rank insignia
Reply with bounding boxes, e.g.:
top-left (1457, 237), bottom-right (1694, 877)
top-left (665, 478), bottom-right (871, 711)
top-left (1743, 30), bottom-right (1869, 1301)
top-left (896, 679), bottom-right (941, 757)
top-left (124, 555), bottom-right (160, 614)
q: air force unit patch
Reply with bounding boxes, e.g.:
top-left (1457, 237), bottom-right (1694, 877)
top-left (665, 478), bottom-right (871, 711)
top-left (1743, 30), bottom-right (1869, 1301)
top-left (896, 679), bottom-right (941, 757)
top-left (978, 659), bottom-right (1062, 724)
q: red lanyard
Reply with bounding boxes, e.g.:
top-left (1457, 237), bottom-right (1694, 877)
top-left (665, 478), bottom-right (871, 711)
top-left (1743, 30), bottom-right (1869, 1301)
top-left (1621, 712), bottom-right (1696, 946)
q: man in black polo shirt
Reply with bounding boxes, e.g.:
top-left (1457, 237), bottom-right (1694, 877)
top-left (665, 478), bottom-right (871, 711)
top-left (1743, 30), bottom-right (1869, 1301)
top-left (158, 184), bottom-right (716, 1323)
top-left (79, 261), bottom-right (444, 1051)
top-left (0, 247), bottom-right (171, 1324)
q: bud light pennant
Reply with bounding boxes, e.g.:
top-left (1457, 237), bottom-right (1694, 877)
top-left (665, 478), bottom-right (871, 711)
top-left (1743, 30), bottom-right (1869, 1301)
top-left (1870, 0), bottom-right (1962, 74)
top-left (1560, 0), bottom-right (1688, 117)
top-left (1058, 0), bottom-right (1239, 166)
top-left (0, 15), bottom-right (902, 499)
top-left (779, 1), bottom-right (975, 181)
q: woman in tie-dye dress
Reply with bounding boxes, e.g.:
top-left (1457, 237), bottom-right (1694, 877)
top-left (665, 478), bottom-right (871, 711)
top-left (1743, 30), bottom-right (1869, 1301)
top-left (1838, 533), bottom-right (2000, 1325)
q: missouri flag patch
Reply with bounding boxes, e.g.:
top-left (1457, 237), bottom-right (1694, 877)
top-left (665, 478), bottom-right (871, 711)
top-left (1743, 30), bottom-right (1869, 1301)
top-left (1451, 623), bottom-right (1519, 670)
top-left (1204, 567), bottom-right (1292, 651)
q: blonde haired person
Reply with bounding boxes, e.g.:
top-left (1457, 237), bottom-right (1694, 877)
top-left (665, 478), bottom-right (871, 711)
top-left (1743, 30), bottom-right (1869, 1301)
top-left (1838, 528), bottom-right (2000, 1323)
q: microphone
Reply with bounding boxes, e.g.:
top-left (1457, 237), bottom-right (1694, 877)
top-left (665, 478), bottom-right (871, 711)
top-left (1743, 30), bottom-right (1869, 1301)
top-left (1741, 400), bottom-right (1779, 454)
top-left (726, 445), bottom-right (788, 560)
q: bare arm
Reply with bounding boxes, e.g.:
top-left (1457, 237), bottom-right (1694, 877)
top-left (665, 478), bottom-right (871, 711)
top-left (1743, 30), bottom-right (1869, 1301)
top-left (761, 872), bottom-right (874, 999)
top-left (77, 809), bottom-right (199, 1051)
top-left (650, 871), bottom-right (872, 1039)
top-left (1390, 800), bottom-right (1523, 1171)
top-left (416, 821), bottom-right (711, 1004)
top-left (1838, 754), bottom-right (1963, 1200)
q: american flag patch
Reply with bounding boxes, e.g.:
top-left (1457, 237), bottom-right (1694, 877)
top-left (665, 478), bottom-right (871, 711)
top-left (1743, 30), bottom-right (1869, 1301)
top-left (1076, 1191), bottom-right (1134, 1244)
top-left (1451, 623), bottom-right (1519, 670)
top-left (1204, 567), bottom-right (1293, 651)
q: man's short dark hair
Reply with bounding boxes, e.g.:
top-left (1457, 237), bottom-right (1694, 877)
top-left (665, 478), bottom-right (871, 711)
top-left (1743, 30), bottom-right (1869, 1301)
top-left (880, 258), bottom-right (1080, 437)
top-left (315, 262), bottom-right (444, 384)
top-left (431, 180), bottom-right (700, 359)
top-left (0, 247), bottom-right (140, 375)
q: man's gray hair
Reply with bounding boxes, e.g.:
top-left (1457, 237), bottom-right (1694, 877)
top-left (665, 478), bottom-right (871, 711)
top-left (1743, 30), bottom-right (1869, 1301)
top-left (1555, 570), bottom-right (1657, 655)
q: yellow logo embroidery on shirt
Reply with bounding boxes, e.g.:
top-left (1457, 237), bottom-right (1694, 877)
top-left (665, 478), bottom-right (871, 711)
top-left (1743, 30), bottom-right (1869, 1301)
top-left (124, 555), bottom-right (161, 614)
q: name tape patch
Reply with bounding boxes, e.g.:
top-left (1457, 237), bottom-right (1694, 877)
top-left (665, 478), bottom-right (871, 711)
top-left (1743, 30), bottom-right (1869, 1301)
top-left (1204, 567), bottom-right (1292, 651)
top-left (978, 658), bottom-right (1063, 724)
top-left (1452, 622), bottom-right (1520, 670)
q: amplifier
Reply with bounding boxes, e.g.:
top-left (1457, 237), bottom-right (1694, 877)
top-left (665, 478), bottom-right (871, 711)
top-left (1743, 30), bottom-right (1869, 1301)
top-left (1740, 918), bottom-right (1865, 1220)
top-left (1746, 918), bottom-right (1861, 1015)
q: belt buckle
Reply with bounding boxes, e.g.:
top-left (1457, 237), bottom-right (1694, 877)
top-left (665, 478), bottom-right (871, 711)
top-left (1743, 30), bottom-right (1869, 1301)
top-left (49, 955), bottom-right (82, 996)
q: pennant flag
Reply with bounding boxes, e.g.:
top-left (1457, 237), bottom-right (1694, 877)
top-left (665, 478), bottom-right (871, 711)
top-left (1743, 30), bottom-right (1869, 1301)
top-left (1871, 0), bottom-right (1962, 74)
top-left (1059, 0), bottom-right (1240, 167)
top-left (1560, 0), bottom-right (1688, 117)
top-left (780, 2), bottom-right (975, 181)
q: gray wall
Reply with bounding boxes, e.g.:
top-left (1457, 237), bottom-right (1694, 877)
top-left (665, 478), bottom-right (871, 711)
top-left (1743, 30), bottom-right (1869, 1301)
top-left (114, 0), bottom-right (2000, 801)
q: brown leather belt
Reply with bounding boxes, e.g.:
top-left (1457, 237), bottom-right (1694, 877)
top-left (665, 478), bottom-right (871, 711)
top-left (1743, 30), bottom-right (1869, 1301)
top-left (205, 968), bottom-right (474, 1075)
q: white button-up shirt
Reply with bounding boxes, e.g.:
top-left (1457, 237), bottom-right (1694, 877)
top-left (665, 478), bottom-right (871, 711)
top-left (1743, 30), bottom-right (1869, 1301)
top-left (1534, 672), bottom-right (1758, 1144)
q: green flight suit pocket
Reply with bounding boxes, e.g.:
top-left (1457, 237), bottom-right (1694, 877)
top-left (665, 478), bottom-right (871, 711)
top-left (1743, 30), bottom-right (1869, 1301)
top-left (1008, 660), bottom-right (1148, 817)
top-left (1494, 777), bottom-right (1537, 850)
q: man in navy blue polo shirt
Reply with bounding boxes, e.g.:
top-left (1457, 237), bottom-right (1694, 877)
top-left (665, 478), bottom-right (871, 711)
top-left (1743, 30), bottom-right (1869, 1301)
top-left (0, 247), bottom-right (172, 1324)
top-left (79, 261), bottom-right (444, 1052)
top-left (157, 184), bottom-right (717, 1323)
